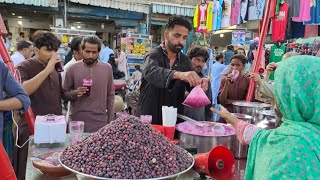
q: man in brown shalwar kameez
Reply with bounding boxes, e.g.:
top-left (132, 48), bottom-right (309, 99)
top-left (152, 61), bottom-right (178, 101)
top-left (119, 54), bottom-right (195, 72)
top-left (14, 31), bottom-right (81, 179)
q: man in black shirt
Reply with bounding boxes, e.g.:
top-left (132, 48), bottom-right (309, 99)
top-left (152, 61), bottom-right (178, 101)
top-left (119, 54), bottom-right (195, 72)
top-left (137, 16), bottom-right (208, 125)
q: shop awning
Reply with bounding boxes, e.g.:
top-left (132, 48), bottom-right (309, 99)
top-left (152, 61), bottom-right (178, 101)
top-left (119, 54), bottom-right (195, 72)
top-left (152, 2), bottom-right (195, 17)
top-left (0, 0), bottom-right (58, 7)
top-left (69, 0), bottom-right (150, 14)
top-left (151, 20), bottom-right (166, 26)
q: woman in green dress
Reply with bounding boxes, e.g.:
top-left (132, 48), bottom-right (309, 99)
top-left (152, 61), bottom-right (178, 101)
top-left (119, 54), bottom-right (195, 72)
top-left (212, 55), bottom-right (320, 179)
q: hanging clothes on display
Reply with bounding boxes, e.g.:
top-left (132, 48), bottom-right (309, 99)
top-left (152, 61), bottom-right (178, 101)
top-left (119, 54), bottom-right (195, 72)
top-left (193, 2), bottom-right (214, 32)
top-left (304, 0), bottom-right (320, 24)
top-left (212, 0), bottom-right (223, 30)
top-left (248, 0), bottom-right (266, 20)
top-left (240, 0), bottom-right (249, 23)
top-left (292, 0), bottom-right (311, 22)
top-left (271, 3), bottom-right (289, 42)
top-left (304, 25), bottom-right (319, 38)
top-left (231, 0), bottom-right (241, 25)
top-left (221, 0), bottom-right (232, 28)
top-left (287, 0), bottom-right (300, 18)
top-left (291, 22), bottom-right (305, 38)
top-left (269, 43), bottom-right (286, 80)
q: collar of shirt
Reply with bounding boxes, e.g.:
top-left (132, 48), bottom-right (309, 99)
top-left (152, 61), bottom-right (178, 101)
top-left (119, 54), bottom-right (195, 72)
top-left (160, 42), bottom-right (181, 61)
top-left (13, 51), bottom-right (25, 59)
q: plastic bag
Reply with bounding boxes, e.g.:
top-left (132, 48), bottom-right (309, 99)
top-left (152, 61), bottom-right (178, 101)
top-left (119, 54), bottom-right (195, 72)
top-left (183, 85), bottom-right (211, 108)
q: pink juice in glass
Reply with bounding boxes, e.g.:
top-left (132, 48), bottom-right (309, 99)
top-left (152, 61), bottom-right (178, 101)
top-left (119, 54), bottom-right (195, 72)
top-left (83, 79), bottom-right (93, 96)
top-left (55, 61), bottom-right (64, 72)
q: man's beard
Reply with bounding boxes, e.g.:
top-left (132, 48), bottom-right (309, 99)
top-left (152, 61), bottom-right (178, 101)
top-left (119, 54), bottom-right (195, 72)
top-left (167, 41), bottom-right (184, 53)
top-left (83, 58), bottom-right (97, 65)
top-left (194, 66), bottom-right (202, 74)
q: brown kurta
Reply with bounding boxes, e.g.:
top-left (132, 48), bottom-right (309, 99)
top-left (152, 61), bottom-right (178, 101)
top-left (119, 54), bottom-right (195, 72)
top-left (15, 58), bottom-right (63, 180)
top-left (63, 61), bottom-right (115, 133)
top-left (218, 73), bottom-right (250, 112)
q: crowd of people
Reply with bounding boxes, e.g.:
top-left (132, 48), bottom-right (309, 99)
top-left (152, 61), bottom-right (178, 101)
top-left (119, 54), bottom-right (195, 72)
top-left (0, 15), bottom-right (319, 179)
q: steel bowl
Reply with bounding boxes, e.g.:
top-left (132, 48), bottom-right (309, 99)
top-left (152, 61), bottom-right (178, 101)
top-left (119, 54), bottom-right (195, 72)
top-left (231, 113), bottom-right (253, 123)
top-left (260, 110), bottom-right (276, 124)
top-left (176, 122), bottom-right (235, 153)
top-left (233, 101), bottom-right (271, 124)
top-left (59, 152), bottom-right (194, 180)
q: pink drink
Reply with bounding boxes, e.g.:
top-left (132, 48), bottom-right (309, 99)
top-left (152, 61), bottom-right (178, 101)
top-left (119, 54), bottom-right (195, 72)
top-left (69, 121), bottom-right (84, 145)
top-left (83, 79), bottom-right (92, 96)
top-left (55, 61), bottom-right (64, 72)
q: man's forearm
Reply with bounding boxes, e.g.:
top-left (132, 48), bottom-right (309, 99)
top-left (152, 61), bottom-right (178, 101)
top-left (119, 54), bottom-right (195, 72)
top-left (0, 97), bottom-right (23, 111)
top-left (22, 69), bottom-right (51, 95)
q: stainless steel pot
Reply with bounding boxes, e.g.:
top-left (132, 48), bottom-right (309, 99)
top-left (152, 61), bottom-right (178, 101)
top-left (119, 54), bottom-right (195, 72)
top-left (231, 113), bottom-right (253, 123)
top-left (230, 113), bottom-right (253, 159)
top-left (233, 101), bottom-right (271, 124)
top-left (178, 132), bottom-right (235, 153)
top-left (260, 110), bottom-right (276, 123)
top-left (176, 125), bottom-right (235, 154)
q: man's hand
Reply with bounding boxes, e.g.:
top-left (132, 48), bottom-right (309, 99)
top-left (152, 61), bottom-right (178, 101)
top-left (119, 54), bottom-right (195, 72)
top-left (200, 78), bottom-right (208, 91)
top-left (74, 87), bottom-right (88, 98)
top-left (175, 71), bottom-right (201, 87)
top-left (225, 73), bottom-right (233, 85)
top-left (250, 73), bottom-right (262, 85)
top-left (45, 53), bottom-right (61, 73)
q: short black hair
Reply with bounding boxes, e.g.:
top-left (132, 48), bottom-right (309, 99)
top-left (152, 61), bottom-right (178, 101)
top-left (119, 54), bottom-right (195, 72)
top-left (103, 41), bottom-right (109, 47)
top-left (188, 46), bottom-right (209, 62)
top-left (70, 36), bottom-right (83, 52)
top-left (165, 16), bottom-right (192, 32)
top-left (230, 54), bottom-right (247, 65)
top-left (235, 48), bottom-right (246, 56)
top-left (16, 40), bottom-right (32, 51)
top-left (215, 53), bottom-right (224, 61)
top-left (33, 31), bottom-right (61, 51)
top-left (19, 32), bottom-right (24, 36)
top-left (81, 35), bottom-right (102, 52)
top-left (227, 45), bottom-right (234, 51)
top-left (135, 65), bottom-right (140, 70)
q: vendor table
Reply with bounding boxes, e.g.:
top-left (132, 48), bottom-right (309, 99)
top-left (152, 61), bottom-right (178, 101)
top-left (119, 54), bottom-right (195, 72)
top-left (26, 134), bottom-right (246, 180)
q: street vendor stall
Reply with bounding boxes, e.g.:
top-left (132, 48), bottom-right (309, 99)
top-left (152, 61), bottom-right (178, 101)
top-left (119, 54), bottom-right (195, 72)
top-left (26, 114), bottom-right (247, 180)
top-left (121, 33), bottom-right (152, 76)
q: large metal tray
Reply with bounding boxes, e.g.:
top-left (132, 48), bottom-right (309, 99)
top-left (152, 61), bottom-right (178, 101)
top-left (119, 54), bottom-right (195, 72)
top-left (59, 152), bottom-right (194, 180)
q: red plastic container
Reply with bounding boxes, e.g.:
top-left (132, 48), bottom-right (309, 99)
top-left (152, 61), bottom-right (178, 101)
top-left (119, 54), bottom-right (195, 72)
top-left (163, 126), bottom-right (175, 141)
top-left (151, 125), bottom-right (163, 134)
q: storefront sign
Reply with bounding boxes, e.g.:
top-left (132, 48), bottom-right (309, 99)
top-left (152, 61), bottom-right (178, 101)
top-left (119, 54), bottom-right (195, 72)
top-left (232, 31), bottom-right (246, 44)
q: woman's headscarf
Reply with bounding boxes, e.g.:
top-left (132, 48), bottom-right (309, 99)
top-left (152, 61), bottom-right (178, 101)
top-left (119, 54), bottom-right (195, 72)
top-left (245, 56), bottom-right (320, 179)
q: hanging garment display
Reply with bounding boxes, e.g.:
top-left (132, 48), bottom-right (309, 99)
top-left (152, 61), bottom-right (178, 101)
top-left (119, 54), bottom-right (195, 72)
top-left (292, 0), bottom-right (311, 22)
top-left (271, 3), bottom-right (289, 42)
top-left (221, 0), bottom-right (232, 27)
top-left (231, 0), bottom-right (241, 25)
top-left (212, 0), bottom-right (223, 30)
top-left (247, 0), bottom-right (266, 20)
top-left (193, 2), bottom-right (214, 32)
top-left (287, 0), bottom-right (300, 18)
top-left (240, 0), bottom-right (249, 23)
top-left (304, 25), bottom-right (319, 38)
top-left (304, 0), bottom-right (320, 24)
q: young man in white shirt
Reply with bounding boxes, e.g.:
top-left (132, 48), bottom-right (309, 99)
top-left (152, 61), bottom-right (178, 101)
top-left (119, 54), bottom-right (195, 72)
top-left (11, 40), bottom-right (33, 66)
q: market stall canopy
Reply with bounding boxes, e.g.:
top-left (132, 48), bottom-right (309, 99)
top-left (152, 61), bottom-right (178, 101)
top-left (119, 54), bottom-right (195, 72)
top-left (0, 0), bottom-right (58, 7)
top-left (152, 2), bottom-right (195, 17)
top-left (69, 0), bottom-right (150, 14)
